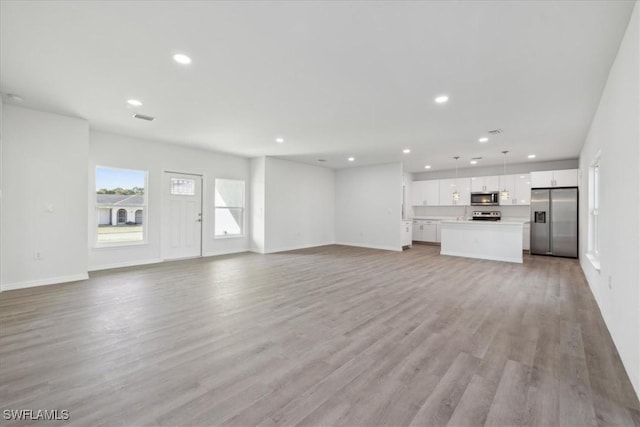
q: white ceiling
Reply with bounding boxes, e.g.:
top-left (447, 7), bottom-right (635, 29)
top-left (0, 1), bottom-right (634, 172)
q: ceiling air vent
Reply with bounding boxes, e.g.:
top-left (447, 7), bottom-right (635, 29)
top-left (133, 113), bottom-right (155, 121)
top-left (472, 157), bottom-right (483, 160)
top-left (488, 129), bottom-right (503, 135)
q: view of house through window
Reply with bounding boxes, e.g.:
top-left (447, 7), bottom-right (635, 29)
top-left (215, 179), bottom-right (244, 237)
top-left (96, 167), bottom-right (147, 243)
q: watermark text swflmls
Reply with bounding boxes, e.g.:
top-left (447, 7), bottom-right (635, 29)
top-left (3, 409), bottom-right (70, 421)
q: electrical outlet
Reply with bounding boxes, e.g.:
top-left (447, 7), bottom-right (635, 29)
top-left (34, 251), bottom-right (42, 261)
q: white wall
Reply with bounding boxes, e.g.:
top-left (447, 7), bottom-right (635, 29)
top-left (89, 131), bottom-right (250, 270)
top-left (264, 157), bottom-right (335, 253)
top-left (250, 157), bottom-right (266, 254)
top-left (335, 162), bottom-right (403, 251)
top-left (0, 98), bottom-right (4, 290)
top-left (2, 106), bottom-right (89, 290)
top-left (579, 2), bottom-right (639, 398)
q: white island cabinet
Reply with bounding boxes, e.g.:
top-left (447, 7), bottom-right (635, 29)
top-left (440, 220), bottom-right (524, 263)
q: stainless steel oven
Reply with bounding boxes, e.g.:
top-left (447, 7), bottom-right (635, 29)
top-left (470, 192), bottom-right (499, 206)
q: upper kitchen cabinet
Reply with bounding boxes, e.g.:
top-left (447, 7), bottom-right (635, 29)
top-left (411, 180), bottom-right (439, 206)
top-left (439, 178), bottom-right (470, 205)
top-left (471, 175), bottom-right (500, 192)
top-left (500, 174), bottom-right (531, 205)
top-left (530, 169), bottom-right (578, 188)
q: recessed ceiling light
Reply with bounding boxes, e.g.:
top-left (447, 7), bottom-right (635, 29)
top-left (434, 95), bottom-right (449, 104)
top-left (348, 157), bottom-right (355, 162)
top-left (132, 113), bottom-right (155, 121)
top-left (173, 53), bottom-right (192, 65)
top-left (127, 99), bottom-right (143, 107)
top-left (403, 149), bottom-right (411, 154)
top-left (528, 154), bottom-right (536, 159)
top-left (275, 137), bottom-right (284, 143)
top-left (479, 137), bottom-right (489, 143)
top-left (470, 160), bottom-right (478, 165)
top-left (424, 165), bottom-right (431, 169)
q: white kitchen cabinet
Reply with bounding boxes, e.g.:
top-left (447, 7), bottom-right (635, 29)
top-left (471, 175), bottom-right (500, 192)
top-left (523, 223), bottom-right (530, 251)
top-left (411, 180), bottom-right (439, 206)
top-left (439, 178), bottom-right (470, 205)
top-left (552, 169), bottom-right (578, 187)
top-left (402, 220), bottom-right (412, 247)
top-left (436, 222), bottom-right (442, 243)
top-left (530, 169), bottom-right (578, 188)
top-left (514, 174), bottom-right (531, 205)
top-left (499, 174), bottom-right (531, 205)
top-left (412, 220), bottom-right (423, 241)
top-left (422, 221), bottom-right (437, 242)
top-left (411, 220), bottom-right (439, 243)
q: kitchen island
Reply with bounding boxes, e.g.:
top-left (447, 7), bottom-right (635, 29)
top-left (440, 220), bottom-right (524, 263)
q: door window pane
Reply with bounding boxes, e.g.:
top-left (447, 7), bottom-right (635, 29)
top-left (171, 178), bottom-right (196, 195)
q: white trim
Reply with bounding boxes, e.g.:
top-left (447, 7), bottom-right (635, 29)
top-left (440, 250), bottom-right (523, 264)
top-left (585, 252), bottom-right (601, 272)
top-left (265, 242), bottom-right (336, 254)
top-left (334, 242), bottom-right (402, 252)
top-left (2, 274), bottom-right (89, 291)
top-left (93, 240), bottom-right (149, 249)
top-left (202, 248), bottom-right (249, 257)
top-left (88, 258), bottom-right (162, 272)
top-left (214, 234), bottom-right (246, 240)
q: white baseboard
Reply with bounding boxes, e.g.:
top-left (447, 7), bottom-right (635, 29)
top-left (88, 258), bottom-right (163, 272)
top-left (440, 250), bottom-right (523, 264)
top-left (334, 242), bottom-right (402, 252)
top-left (265, 242), bottom-right (336, 254)
top-left (2, 273), bottom-right (89, 291)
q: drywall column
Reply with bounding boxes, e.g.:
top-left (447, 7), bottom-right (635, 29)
top-left (1, 106), bottom-right (89, 289)
top-left (250, 157), bottom-right (266, 254)
top-left (335, 162), bottom-right (403, 251)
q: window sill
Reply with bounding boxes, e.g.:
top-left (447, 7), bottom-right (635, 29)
top-left (93, 241), bottom-right (149, 250)
top-left (214, 235), bottom-right (246, 240)
top-left (586, 252), bottom-right (601, 272)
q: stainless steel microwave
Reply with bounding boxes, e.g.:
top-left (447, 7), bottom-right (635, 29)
top-left (470, 192), bottom-right (500, 206)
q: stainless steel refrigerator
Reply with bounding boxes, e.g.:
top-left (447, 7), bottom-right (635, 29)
top-left (530, 188), bottom-right (578, 258)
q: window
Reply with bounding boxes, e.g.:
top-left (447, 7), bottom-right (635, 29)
top-left (96, 166), bottom-right (147, 244)
top-left (588, 158), bottom-right (600, 266)
top-left (171, 178), bottom-right (195, 195)
top-left (214, 179), bottom-right (245, 237)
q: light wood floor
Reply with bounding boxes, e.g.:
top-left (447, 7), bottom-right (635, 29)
top-left (1, 245), bottom-right (638, 426)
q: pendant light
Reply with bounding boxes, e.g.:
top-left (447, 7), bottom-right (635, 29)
top-left (452, 156), bottom-right (460, 201)
top-left (500, 150), bottom-right (510, 200)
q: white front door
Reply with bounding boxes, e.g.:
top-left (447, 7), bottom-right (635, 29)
top-left (163, 172), bottom-right (203, 260)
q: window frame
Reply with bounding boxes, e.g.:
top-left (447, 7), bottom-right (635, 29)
top-left (94, 166), bottom-right (149, 248)
top-left (213, 178), bottom-right (246, 239)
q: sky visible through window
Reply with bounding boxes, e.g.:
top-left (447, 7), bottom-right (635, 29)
top-left (96, 167), bottom-right (145, 192)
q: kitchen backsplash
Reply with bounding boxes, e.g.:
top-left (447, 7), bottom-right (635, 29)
top-left (412, 204), bottom-right (530, 219)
